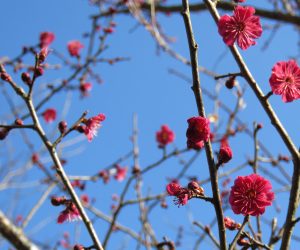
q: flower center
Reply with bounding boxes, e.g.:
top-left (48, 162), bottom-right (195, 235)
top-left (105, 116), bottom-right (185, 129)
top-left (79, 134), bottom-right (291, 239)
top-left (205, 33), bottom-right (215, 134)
top-left (285, 76), bottom-right (294, 84)
top-left (246, 189), bottom-right (256, 199)
top-left (236, 22), bottom-right (246, 32)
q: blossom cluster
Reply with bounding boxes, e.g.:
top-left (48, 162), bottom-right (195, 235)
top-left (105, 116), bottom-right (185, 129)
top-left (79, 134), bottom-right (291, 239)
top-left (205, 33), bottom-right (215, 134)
top-left (166, 180), bottom-right (204, 206)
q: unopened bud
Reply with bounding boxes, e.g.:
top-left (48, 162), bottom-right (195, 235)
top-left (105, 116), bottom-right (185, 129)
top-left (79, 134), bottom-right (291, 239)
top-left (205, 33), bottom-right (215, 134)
top-left (76, 125), bottom-right (85, 133)
top-left (188, 181), bottom-right (204, 196)
top-left (35, 67), bottom-right (44, 77)
top-left (0, 72), bottom-right (12, 82)
top-left (38, 47), bottom-right (49, 63)
top-left (73, 244), bottom-right (84, 250)
top-left (15, 119), bottom-right (24, 126)
top-left (51, 196), bottom-right (66, 206)
top-left (257, 123), bottom-right (263, 130)
top-left (104, 27), bottom-right (114, 34)
top-left (31, 153), bottom-right (39, 164)
top-left (58, 121), bottom-right (67, 134)
top-left (21, 72), bottom-right (31, 85)
top-left (225, 76), bottom-right (236, 89)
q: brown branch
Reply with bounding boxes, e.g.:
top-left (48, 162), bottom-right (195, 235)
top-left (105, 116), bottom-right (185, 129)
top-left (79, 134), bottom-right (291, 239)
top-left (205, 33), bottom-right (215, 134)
top-left (181, 1), bottom-right (226, 249)
top-left (228, 215), bottom-right (249, 250)
top-left (0, 209), bottom-right (39, 250)
top-left (93, 2), bottom-right (300, 26)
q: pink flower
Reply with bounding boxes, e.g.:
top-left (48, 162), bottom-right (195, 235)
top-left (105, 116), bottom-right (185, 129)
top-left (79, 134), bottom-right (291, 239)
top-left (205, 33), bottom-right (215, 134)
top-left (269, 60), bottom-right (300, 102)
top-left (166, 182), bottom-right (182, 196)
top-left (229, 174), bottom-right (274, 216)
top-left (80, 194), bottom-right (90, 205)
top-left (218, 137), bottom-right (233, 165)
top-left (84, 113), bottom-right (106, 141)
top-left (156, 125), bottom-right (175, 147)
top-left (114, 165), bottom-right (128, 181)
top-left (79, 82), bottom-right (92, 97)
top-left (40, 32), bottom-right (55, 48)
top-left (42, 108), bottom-right (57, 123)
top-left (218, 6), bottom-right (262, 50)
top-left (57, 202), bottom-right (81, 224)
top-left (186, 116), bottom-right (210, 149)
top-left (67, 40), bottom-right (84, 57)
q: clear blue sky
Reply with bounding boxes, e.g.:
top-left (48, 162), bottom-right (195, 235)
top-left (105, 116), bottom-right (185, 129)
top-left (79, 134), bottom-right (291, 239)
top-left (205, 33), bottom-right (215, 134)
top-left (0, 1), bottom-right (299, 249)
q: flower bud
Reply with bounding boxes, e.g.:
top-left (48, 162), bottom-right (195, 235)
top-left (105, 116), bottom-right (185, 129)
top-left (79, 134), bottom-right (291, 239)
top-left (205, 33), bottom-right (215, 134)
top-left (15, 119), bottom-right (24, 126)
top-left (38, 47), bottom-right (49, 63)
top-left (32, 154), bottom-right (40, 164)
top-left (21, 72), bottom-right (31, 85)
top-left (35, 67), bottom-right (44, 77)
top-left (104, 27), bottom-right (114, 34)
top-left (76, 125), bottom-right (85, 133)
top-left (188, 181), bottom-right (204, 196)
top-left (58, 121), bottom-right (68, 134)
top-left (225, 76), bottom-right (236, 89)
top-left (51, 196), bottom-right (66, 206)
top-left (73, 244), bottom-right (84, 250)
top-left (0, 72), bottom-right (12, 82)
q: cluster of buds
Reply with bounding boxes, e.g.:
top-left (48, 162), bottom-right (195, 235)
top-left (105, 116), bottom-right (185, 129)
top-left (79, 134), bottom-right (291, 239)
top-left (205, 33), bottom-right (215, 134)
top-left (166, 180), bottom-right (204, 206)
top-left (98, 164), bottom-right (128, 184)
top-left (224, 217), bottom-right (241, 230)
top-left (71, 180), bottom-right (85, 190)
top-left (103, 21), bottom-right (116, 34)
top-left (51, 196), bottom-right (81, 224)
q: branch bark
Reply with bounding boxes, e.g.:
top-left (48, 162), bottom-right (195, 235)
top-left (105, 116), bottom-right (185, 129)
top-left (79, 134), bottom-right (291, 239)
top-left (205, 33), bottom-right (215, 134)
top-left (0, 210), bottom-right (39, 250)
top-left (181, 1), bottom-right (226, 249)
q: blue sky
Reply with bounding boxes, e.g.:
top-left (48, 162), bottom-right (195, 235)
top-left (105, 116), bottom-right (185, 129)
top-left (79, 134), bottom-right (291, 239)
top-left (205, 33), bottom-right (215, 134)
top-left (0, 1), bottom-right (299, 249)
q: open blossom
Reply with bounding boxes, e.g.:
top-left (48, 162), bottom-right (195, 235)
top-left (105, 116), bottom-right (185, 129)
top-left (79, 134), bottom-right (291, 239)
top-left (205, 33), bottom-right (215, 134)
top-left (269, 60), bottom-right (300, 102)
top-left (83, 113), bottom-right (106, 141)
top-left (186, 116), bottom-right (210, 149)
top-left (42, 108), bottom-right (57, 123)
top-left (114, 165), bottom-right (128, 182)
top-left (218, 137), bottom-right (233, 165)
top-left (229, 174), bottom-right (274, 216)
top-left (57, 202), bottom-right (81, 224)
top-left (40, 31), bottom-right (55, 48)
top-left (166, 182), bottom-right (188, 206)
top-left (67, 40), bottom-right (84, 57)
top-left (156, 125), bottom-right (175, 148)
top-left (218, 6), bottom-right (262, 50)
